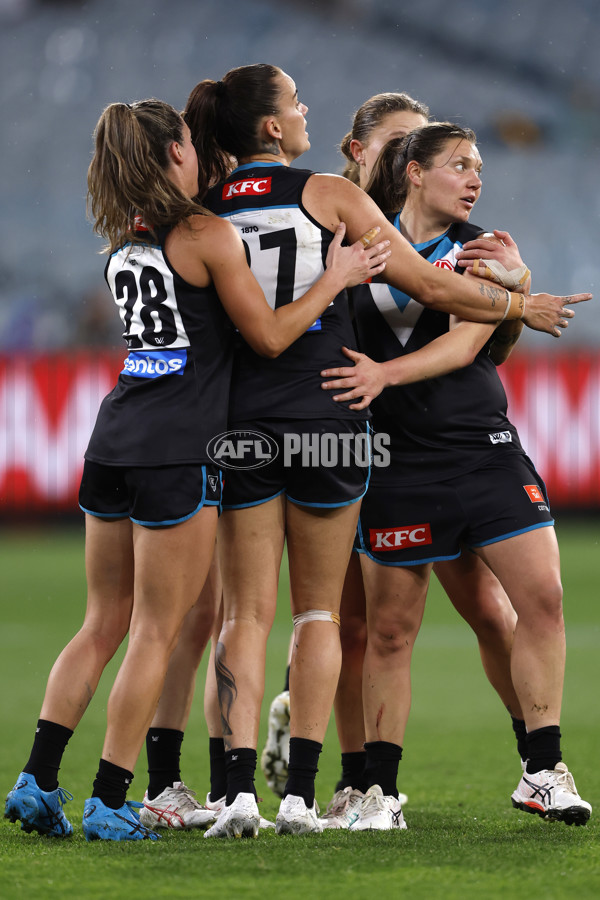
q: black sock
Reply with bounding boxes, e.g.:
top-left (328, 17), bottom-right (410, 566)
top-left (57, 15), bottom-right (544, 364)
top-left (511, 717), bottom-right (528, 762)
top-left (145, 727), bottom-right (184, 800)
top-left (209, 737), bottom-right (227, 802)
top-left (284, 737), bottom-right (321, 808)
top-left (225, 748), bottom-right (257, 805)
top-left (364, 741), bottom-right (403, 797)
top-left (92, 759), bottom-right (134, 810)
top-left (23, 719), bottom-right (73, 792)
top-left (283, 666), bottom-right (290, 693)
top-left (525, 725), bottom-right (562, 774)
top-left (335, 750), bottom-right (367, 793)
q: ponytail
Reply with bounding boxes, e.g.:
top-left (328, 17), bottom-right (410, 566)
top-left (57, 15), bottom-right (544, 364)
top-left (184, 64), bottom-right (281, 192)
top-left (87, 98), bottom-right (207, 254)
top-left (365, 136), bottom-right (409, 212)
top-left (183, 81), bottom-right (234, 198)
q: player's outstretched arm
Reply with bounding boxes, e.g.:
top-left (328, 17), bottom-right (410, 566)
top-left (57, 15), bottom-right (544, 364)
top-left (306, 176), bottom-right (592, 334)
top-left (520, 292), bottom-right (589, 337)
top-left (321, 284), bottom-right (591, 409)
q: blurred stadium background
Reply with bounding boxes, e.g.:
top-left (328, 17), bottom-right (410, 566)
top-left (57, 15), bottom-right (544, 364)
top-left (1, 0), bottom-right (599, 515)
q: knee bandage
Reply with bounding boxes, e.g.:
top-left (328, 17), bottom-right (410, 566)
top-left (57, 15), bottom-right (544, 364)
top-left (292, 610), bottom-right (341, 627)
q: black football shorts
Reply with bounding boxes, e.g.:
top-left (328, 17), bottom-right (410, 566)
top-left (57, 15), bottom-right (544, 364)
top-left (79, 460), bottom-right (222, 526)
top-left (355, 453), bottom-right (553, 566)
top-left (219, 418), bottom-right (371, 509)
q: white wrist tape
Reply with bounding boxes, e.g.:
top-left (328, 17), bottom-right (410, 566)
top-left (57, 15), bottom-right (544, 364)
top-left (472, 257), bottom-right (531, 290)
top-left (292, 610), bottom-right (341, 627)
top-left (499, 291), bottom-right (512, 322)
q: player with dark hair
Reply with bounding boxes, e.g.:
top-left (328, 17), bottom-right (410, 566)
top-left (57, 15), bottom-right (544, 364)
top-left (183, 63), bottom-right (588, 837)
top-left (321, 121), bottom-right (592, 829)
top-left (4, 97), bottom-right (388, 842)
top-left (315, 93), bottom-right (526, 829)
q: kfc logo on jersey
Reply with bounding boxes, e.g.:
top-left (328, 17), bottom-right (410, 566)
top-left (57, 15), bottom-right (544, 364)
top-left (434, 259), bottom-right (453, 271)
top-left (524, 484), bottom-right (544, 503)
top-left (370, 523), bottom-right (432, 551)
top-left (223, 178), bottom-right (272, 200)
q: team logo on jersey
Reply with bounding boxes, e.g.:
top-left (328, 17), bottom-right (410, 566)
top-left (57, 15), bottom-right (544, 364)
top-left (489, 431), bottom-right (512, 444)
top-left (207, 430), bottom-right (278, 470)
top-left (524, 484), bottom-right (545, 503)
top-left (433, 258), bottom-right (454, 271)
top-left (133, 214), bottom-right (150, 231)
top-left (369, 523), bottom-right (432, 551)
top-left (121, 349), bottom-right (186, 378)
top-left (222, 177), bottom-right (272, 200)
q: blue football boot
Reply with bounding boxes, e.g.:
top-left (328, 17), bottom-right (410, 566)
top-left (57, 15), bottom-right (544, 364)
top-left (4, 771), bottom-right (73, 836)
top-left (83, 797), bottom-right (160, 841)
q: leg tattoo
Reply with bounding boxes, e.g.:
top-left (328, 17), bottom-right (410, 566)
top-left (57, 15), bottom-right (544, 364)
top-left (215, 641), bottom-right (237, 751)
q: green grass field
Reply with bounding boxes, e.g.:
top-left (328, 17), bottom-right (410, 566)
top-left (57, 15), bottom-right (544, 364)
top-left (1, 519), bottom-right (599, 899)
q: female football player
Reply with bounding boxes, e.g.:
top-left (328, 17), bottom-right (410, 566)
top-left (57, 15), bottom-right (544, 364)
top-left (4, 97), bottom-right (389, 842)
top-left (183, 64), bottom-right (586, 837)
top-left (319, 91), bottom-right (527, 830)
top-left (321, 121), bottom-right (592, 830)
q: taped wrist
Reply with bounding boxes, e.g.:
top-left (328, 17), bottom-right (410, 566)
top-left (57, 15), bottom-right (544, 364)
top-left (473, 257), bottom-right (531, 290)
top-left (502, 291), bottom-right (526, 322)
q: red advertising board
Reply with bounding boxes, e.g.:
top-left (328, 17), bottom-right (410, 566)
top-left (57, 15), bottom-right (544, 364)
top-left (0, 352), bottom-right (123, 513)
top-left (0, 351), bottom-right (599, 513)
top-left (498, 353), bottom-right (600, 507)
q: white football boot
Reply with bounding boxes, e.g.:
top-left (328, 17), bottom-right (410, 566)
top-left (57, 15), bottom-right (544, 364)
top-left (349, 785), bottom-right (407, 831)
top-left (204, 792), bottom-right (260, 839)
top-left (139, 782), bottom-right (216, 829)
top-left (511, 762), bottom-right (592, 825)
top-left (204, 792), bottom-right (275, 830)
top-left (275, 794), bottom-right (323, 835)
top-left (319, 786), bottom-right (364, 829)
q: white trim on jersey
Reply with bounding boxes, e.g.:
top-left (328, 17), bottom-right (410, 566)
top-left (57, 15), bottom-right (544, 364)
top-left (367, 239), bottom-right (464, 347)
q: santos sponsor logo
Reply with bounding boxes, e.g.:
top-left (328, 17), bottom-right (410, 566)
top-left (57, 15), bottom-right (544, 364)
top-left (369, 523), bottom-right (432, 551)
top-left (207, 431), bottom-right (390, 470)
top-left (122, 350), bottom-right (187, 378)
top-left (222, 177), bottom-right (272, 200)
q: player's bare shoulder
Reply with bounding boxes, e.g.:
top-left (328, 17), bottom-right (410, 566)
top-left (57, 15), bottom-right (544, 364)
top-left (187, 213), bottom-right (242, 256)
top-left (306, 172), bottom-right (361, 200)
top-left (303, 172), bottom-right (366, 231)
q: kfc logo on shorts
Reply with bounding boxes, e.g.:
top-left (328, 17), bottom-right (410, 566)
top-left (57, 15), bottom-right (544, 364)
top-left (370, 523), bottom-right (432, 551)
top-left (524, 484), bottom-right (544, 503)
top-left (223, 178), bottom-right (272, 199)
top-left (434, 259), bottom-right (453, 271)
